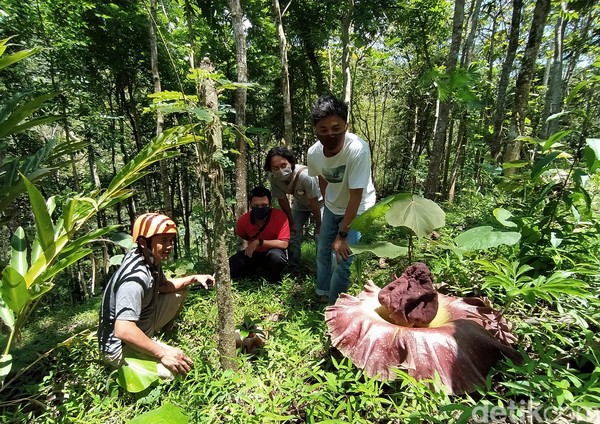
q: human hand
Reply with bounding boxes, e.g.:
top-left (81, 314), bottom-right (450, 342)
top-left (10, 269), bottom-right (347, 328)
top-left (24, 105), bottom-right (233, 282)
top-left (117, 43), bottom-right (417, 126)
top-left (332, 237), bottom-right (352, 262)
top-left (192, 274), bottom-right (215, 289)
top-left (244, 240), bottom-right (259, 258)
top-left (159, 346), bottom-right (193, 375)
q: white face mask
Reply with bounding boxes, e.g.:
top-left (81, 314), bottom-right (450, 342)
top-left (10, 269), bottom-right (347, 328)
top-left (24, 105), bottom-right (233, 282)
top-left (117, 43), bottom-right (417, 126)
top-left (274, 166), bottom-right (293, 181)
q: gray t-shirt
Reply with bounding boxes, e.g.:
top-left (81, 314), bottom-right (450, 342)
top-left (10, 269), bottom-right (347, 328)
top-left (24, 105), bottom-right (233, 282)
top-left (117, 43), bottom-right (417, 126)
top-left (98, 249), bottom-right (166, 356)
top-left (269, 164), bottom-right (322, 212)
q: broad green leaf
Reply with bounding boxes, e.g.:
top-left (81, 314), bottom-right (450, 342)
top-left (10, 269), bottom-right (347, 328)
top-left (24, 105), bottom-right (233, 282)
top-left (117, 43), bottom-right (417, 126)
top-left (502, 160), bottom-right (528, 169)
top-left (117, 357), bottom-right (159, 393)
top-left (584, 139), bottom-right (600, 173)
top-left (493, 208), bottom-right (517, 228)
top-left (542, 130), bottom-right (573, 152)
top-left (550, 232), bottom-right (563, 248)
top-left (111, 232), bottom-right (134, 250)
top-left (1, 266), bottom-right (30, 313)
top-left (0, 92), bottom-right (60, 138)
top-left (40, 248), bottom-right (93, 283)
top-left (0, 296), bottom-right (15, 330)
top-left (109, 254), bottom-right (124, 267)
top-left (59, 225), bottom-right (121, 258)
top-left (10, 227), bottom-right (27, 276)
top-left (9, 115), bottom-right (63, 136)
top-left (0, 49), bottom-right (38, 70)
top-left (23, 176), bottom-right (54, 252)
top-left (384, 195), bottom-right (445, 238)
top-left (531, 152), bottom-right (561, 180)
top-left (350, 241), bottom-right (408, 259)
top-left (454, 226), bottom-right (521, 251)
top-left (350, 193), bottom-right (412, 232)
top-left (545, 111), bottom-right (571, 123)
top-left (0, 354), bottom-right (12, 386)
top-left (127, 403), bottom-right (188, 424)
top-left (25, 234), bottom-right (69, 288)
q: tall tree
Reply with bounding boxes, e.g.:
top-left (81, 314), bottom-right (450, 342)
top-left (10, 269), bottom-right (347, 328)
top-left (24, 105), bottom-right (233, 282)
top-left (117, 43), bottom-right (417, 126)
top-left (272, 0), bottom-right (293, 146)
top-left (341, 0), bottom-right (355, 112)
top-left (149, 0), bottom-right (173, 217)
top-left (198, 57), bottom-right (237, 371)
top-left (489, 0), bottom-right (523, 161)
top-left (229, 0), bottom-right (249, 225)
top-left (504, 0), bottom-right (551, 166)
top-left (424, 0), bottom-right (465, 199)
top-left (540, 1), bottom-right (567, 139)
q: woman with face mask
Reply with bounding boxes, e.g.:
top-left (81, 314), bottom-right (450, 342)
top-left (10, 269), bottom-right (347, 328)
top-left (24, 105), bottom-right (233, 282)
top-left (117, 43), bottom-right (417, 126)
top-left (264, 146), bottom-right (323, 275)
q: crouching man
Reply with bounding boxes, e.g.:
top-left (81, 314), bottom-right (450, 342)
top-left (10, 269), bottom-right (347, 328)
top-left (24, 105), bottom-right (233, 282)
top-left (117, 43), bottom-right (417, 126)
top-left (229, 186), bottom-right (290, 284)
top-left (98, 213), bottom-right (214, 378)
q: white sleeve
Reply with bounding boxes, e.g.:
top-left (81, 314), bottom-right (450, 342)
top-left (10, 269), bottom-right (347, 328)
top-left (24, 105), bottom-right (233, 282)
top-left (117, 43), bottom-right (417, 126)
top-left (347, 146), bottom-right (371, 190)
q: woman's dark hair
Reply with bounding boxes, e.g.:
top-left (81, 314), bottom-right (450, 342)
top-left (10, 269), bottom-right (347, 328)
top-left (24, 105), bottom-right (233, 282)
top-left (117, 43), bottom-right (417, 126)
top-left (311, 93), bottom-right (348, 125)
top-left (248, 186), bottom-right (272, 203)
top-left (264, 146), bottom-right (297, 172)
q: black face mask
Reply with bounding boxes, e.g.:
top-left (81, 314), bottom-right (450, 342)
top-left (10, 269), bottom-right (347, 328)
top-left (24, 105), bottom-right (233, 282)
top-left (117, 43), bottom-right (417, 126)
top-left (251, 206), bottom-right (271, 221)
top-left (317, 132), bottom-right (345, 152)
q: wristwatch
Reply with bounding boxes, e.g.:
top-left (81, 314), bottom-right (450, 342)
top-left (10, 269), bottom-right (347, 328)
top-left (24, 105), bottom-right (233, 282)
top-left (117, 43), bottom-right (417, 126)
top-left (258, 239), bottom-right (264, 246)
top-left (337, 231), bottom-right (348, 239)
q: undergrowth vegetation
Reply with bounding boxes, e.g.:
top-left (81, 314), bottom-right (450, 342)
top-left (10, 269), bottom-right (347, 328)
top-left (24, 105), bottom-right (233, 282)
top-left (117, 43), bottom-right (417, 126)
top-left (1, 210), bottom-right (599, 424)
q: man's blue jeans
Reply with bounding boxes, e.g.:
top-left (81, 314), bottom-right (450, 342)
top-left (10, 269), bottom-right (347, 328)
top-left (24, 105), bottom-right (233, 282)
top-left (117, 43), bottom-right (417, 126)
top-left (316, 206), bottom-right (361, 304)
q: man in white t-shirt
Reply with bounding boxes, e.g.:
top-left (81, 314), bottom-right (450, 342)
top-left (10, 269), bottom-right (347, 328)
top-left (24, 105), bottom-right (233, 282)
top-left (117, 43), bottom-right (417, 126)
top-left (307, 94), bottom-right (376, 304)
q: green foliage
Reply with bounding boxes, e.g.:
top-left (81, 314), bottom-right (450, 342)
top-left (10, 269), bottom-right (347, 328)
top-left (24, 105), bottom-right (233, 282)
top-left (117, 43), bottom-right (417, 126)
top-left (127, 403), bottom-right (188, 424)
top-left (117, 357), bottom-right (159, 394)
top-left (0, 126), bottom-right (196, 385)
top-left (350, 193), bottom-right (445, 262)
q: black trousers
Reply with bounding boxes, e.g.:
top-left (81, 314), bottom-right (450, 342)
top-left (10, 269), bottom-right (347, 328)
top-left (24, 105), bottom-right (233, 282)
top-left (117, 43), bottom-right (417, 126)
top-left (229, 248), bottom-right (288, 284)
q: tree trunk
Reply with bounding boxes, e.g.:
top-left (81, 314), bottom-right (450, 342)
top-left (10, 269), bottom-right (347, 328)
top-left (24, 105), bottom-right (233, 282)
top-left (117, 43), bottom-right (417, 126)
top-left (272, 0), bottom-right (293, 146)
top-left (540, 2), bottom-right (567, 139)
top-left (424, 0), bottom-right (465, 199)
top-left (341, 0), bottom-right (354, 114)
top-left (229, 0), bottom-right (249, 231)
top-left (149, 0), bottom-right (173, 217)
top-left (489, 0), bottom-right (523, 161)
top-left (198, 57), bottom-right (237, 371)
top-left (504, 0), bottom-right (551, 169)
top-left (460, 0), bottom-right (483, 67)
top-left (299, 28), bottom-right (326, 95)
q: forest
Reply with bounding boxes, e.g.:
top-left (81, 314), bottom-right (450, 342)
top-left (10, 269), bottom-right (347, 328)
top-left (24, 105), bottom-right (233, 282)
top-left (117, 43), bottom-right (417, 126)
top-left (1, 0), bottom-right (599, 422)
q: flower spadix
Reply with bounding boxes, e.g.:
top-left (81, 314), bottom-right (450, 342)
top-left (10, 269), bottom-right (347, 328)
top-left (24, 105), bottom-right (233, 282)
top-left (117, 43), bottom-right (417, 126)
top-left (325, 263), bottom-right (522, 394)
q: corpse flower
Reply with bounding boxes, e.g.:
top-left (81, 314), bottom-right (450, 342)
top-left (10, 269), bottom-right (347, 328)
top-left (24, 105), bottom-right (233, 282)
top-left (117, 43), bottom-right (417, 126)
top-left (325, 263), bottom-right (522, 394)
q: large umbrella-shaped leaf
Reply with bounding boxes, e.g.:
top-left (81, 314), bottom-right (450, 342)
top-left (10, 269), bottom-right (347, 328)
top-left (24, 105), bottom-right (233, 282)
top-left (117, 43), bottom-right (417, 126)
top-left (385, 195), bottom-right (445, 238)
top-left (493, 208), bottom-right (517, 228)
top-left (454, 226), bottom-right (521, 251)
top-left (350, 241), bottom-right (408, 259)
top-left (117, 357), bottom-right (159, 393)
top-left (127, 403), bottom-right (188, 424)
top-left (350, 193), bottom-right (412, 232)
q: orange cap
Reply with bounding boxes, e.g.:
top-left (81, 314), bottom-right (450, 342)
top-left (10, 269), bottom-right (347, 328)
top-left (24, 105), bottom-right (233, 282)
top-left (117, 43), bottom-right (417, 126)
top-left (132, 213), bottom-right (177, 242)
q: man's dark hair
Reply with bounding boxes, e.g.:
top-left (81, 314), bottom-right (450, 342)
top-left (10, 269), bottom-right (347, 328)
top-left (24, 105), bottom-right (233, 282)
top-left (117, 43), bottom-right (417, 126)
top-left (311, 93), bottom-right (348, 125)
top-left (264, 146), bottom-right (297, 172)
top-left (249, 186), bottom-right (272, 203)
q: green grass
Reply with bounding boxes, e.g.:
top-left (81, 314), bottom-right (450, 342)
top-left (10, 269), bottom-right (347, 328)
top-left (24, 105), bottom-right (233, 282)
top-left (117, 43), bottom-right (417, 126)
top-left (1, 240), bottom-right (599, 423)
